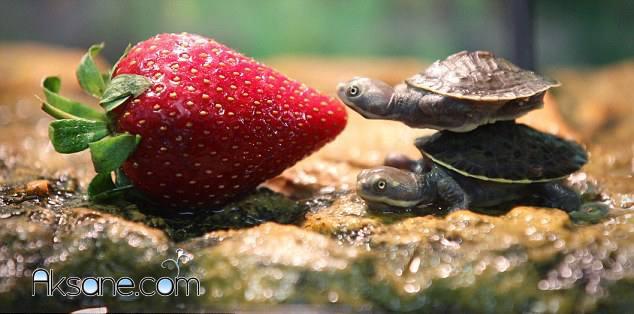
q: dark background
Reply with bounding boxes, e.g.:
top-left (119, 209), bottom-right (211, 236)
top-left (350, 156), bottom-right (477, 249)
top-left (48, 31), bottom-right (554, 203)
top-left (1, 0), bottom-right (633, 67)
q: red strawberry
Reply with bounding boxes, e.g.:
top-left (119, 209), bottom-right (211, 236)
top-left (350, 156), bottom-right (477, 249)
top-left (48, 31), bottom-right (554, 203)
top-left (40, 33), bottom-right (347, 208)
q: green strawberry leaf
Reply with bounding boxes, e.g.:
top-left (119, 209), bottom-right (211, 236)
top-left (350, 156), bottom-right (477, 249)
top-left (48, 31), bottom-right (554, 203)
top-left (88, 172), bottom-right (115, 199)
top-left (44, 74), bottom-right (62, 91)
top-left (48, 119), bottom-right (109, 153)
top-left (102, 73), bottom-right (111, 86)
top-left (109, 43), bottom-right (132, 80)
top-left (40, 98), bottom-right (83, 120)
top-left (88, 172), bottom-right (133, 201)
top-left (76, 43), bottom-right (106, 98)
top-left (114, 168), bottom-right (133, 187)
top-left (101, 96), bottom-right (131, 113)
top-left (100, 74), bottom-right (152, 112)
top-left (41, 76), bottom-right (107, 122)
top-left (89, 133), bottom-right (141, 173)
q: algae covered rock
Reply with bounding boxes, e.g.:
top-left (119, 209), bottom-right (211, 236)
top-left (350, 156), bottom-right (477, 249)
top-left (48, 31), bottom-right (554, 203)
top-left (185, 223), bottom-right (374, 310)
top-left (304, 197), bottom-right (634, 313)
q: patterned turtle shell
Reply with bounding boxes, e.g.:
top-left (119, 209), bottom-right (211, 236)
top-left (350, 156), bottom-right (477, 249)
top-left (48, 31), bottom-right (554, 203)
top-left (415, 122), bottom-right (587, 183)
top-left (406, 51), bottom-right (560, 101)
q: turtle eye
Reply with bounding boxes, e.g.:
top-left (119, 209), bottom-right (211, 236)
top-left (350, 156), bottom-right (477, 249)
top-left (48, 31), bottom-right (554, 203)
top-left (347, 85), bottom-right (360, 97)
top-left (375, 179), bottom-right (387, 191)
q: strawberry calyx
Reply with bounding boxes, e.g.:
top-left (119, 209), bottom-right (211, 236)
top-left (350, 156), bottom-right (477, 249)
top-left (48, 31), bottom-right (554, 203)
top-left (39, 43), bottom-right (151, 201)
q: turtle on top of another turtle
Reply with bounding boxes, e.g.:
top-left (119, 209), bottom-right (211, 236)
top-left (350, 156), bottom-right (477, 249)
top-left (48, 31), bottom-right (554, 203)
top-left (356, 122), bottom-right (587, 212)
top-left (337, 50), bottom-right (560, 132)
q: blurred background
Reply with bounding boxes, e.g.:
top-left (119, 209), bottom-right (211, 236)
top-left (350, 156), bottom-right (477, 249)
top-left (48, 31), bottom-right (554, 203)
top-left (1, 0), bottom-right (633, 68)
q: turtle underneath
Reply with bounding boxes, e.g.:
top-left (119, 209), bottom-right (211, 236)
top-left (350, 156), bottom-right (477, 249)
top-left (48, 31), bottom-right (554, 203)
top-left (356, 122), bottom-right (587, 212)
top-left (337, 51), bottom-right (560, 132)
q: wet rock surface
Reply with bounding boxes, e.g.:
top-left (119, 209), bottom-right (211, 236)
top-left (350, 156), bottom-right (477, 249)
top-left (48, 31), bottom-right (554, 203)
top-left (1, 45), bottom-right (633, 312)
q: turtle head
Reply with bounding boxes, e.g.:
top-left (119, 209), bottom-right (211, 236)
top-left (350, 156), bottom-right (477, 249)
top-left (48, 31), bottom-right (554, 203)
top-left (337, 77), bottom-right (394, 119)
top-left (356, 166), bottom-right (423, 210)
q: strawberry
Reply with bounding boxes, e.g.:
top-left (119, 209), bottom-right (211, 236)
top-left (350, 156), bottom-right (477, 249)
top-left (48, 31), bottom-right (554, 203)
top-left (40, 33), bottom-right (347, 208)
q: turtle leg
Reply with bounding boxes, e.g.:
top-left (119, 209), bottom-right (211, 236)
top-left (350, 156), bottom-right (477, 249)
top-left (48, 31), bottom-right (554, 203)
top-left (535, 182), bottom-right (581, 212)
top-left (384, 153), bottom-right (429, 174)
top-left (435, 174), bottom-right (470, 212)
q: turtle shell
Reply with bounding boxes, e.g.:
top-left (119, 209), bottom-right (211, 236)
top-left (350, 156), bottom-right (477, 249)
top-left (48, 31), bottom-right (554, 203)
top-left (415, 122), bottom-right (587, 183)
top-left (406, 51), bottom-right (560, 101)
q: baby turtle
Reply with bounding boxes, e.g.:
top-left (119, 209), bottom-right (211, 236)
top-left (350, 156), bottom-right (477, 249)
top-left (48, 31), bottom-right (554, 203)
top-left (357, 122), bottom-right (587, 212)
top-left (337, 51), bottom-right (560, 132)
